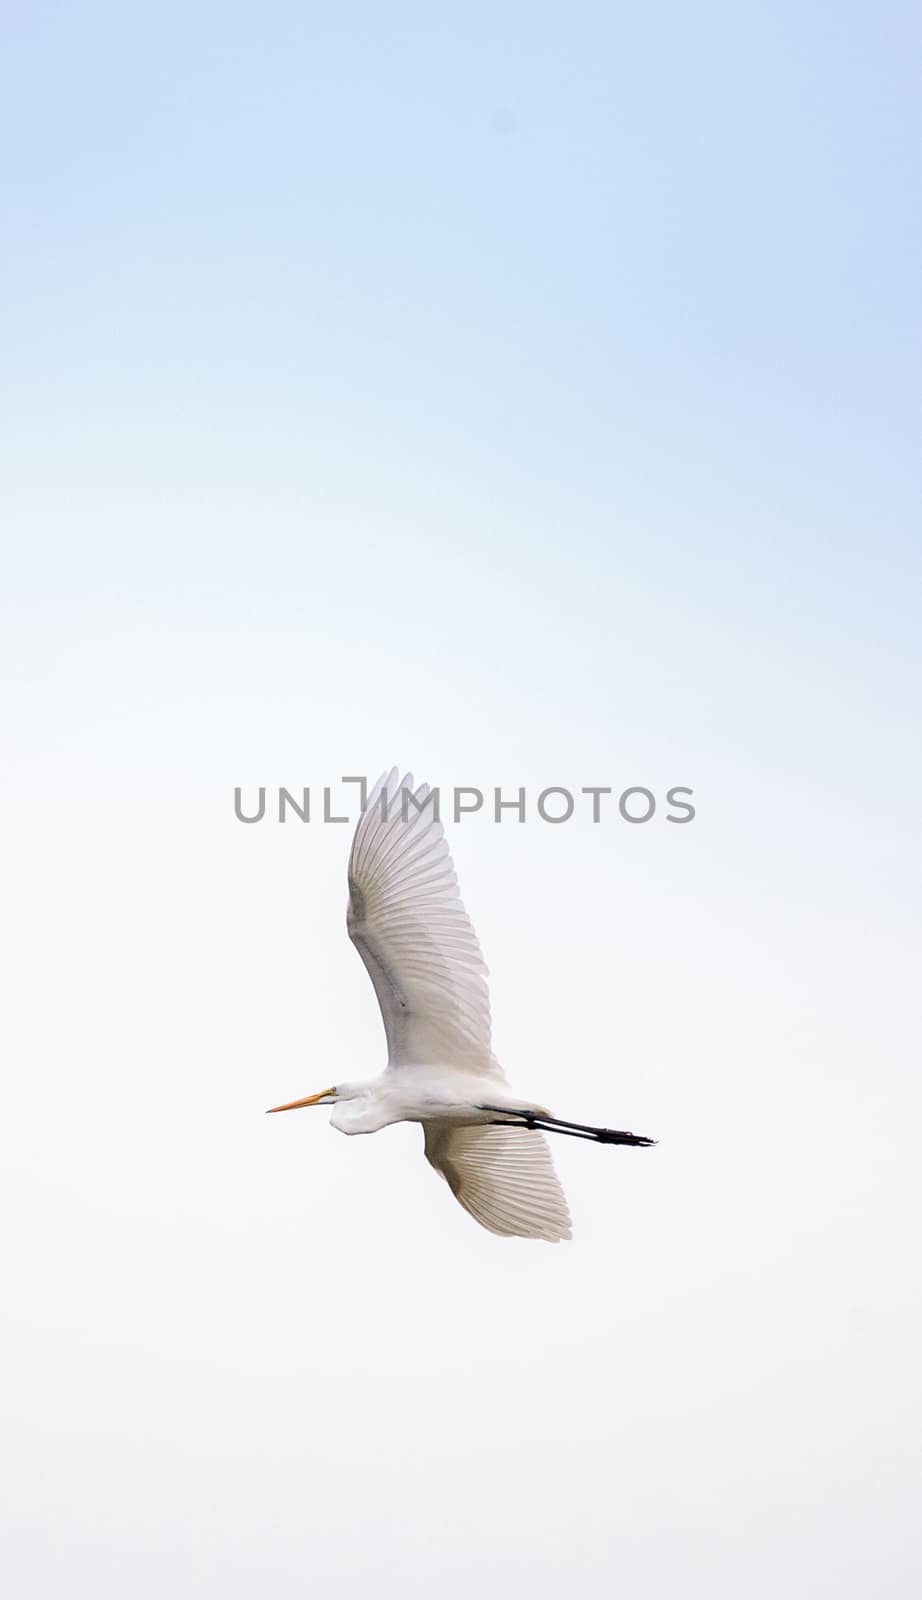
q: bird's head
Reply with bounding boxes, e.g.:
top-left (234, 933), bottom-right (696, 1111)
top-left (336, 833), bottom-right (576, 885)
top-left (265, 1081), bottom-right (369, 1114)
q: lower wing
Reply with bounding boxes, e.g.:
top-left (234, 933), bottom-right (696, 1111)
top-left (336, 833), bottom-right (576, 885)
top-left (423, 1122), bottom-right (572, 1242)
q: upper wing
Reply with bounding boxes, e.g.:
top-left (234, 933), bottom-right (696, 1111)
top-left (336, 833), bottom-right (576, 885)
top-left (347, 769), bottom-right (496, 1071)
top-left (423, 1122), bottom-right (572, 1241)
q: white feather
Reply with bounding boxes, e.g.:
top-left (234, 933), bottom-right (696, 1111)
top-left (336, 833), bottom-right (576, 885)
top-left (423, 1123), bottom-right (572, 1242)
top-left (347, 768), bottom-right (497, 1073)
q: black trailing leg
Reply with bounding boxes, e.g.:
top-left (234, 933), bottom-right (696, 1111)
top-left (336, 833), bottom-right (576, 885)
top-left (479, 1105), bottom-right (656, 1146)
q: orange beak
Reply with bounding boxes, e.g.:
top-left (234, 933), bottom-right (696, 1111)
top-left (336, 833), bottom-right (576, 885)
top-left (265, 1088), bottom-right (335, 1114)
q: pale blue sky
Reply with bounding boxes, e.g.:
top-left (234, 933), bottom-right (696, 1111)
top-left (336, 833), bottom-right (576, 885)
top-left (2, 6), bottom-right (921, 1599)
top-left (3, 2), bottom-right (920, 772)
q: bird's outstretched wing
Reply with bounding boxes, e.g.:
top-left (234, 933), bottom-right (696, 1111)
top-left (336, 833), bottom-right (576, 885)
top-left (423, 1123), bottom-right (572, 1241)
top-left (347, 769), bottom-right (496, 1072)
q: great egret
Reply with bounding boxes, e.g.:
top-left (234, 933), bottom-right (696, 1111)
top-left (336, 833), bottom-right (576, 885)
top-left (268, 768), bottom-right (654, 1240)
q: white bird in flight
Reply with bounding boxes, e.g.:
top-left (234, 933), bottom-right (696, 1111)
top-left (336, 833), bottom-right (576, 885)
top-left (268, 768), bottom-right (654, 1240)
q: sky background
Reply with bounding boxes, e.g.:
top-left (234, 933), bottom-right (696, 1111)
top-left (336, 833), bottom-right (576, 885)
top-left (2, 3), bottom-right (921, 1596)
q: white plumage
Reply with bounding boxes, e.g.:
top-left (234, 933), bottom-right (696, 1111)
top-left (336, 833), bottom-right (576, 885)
top-left (423, 1122), bottom-right (572, 1242)
top-left (346, 772), bottom-right (494, 1073)
top-left (268, 768), bottom-right (654, 1241)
